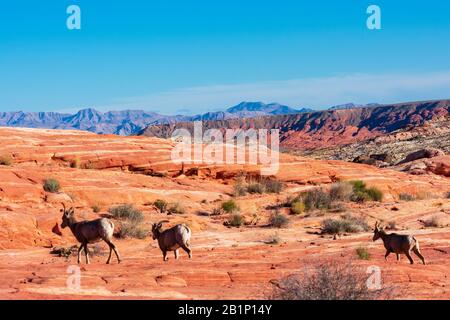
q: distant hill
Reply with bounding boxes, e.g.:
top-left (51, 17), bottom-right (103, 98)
top-left (0, 102), bottom-right (314, 135)
top-left (140, 99), bottom-right (450, 151)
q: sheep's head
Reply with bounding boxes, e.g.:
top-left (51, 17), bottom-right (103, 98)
top-left (152, 220), bottom-right (169, 240)
top-left (373, 221), bottom-right (384, 241)
top-left (60, 203), bottom-right (75, 229)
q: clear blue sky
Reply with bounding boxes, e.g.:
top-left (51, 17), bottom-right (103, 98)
top-left (1, 0), bottom-right (450, 114)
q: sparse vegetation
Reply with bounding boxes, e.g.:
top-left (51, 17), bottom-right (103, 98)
top-left (265, 232), bottom-right (281, 245)
top-left (70, 157), bottom-right (81, 168)
top-left (117, 221), bottom-right (148, 239)
top-left (0, 154), bottom-right (13, 166)
top-left (399, 193), bottom-right (415, 201)
top-left (329, 182), bottom-right (353, 202)
top-left (43, 178), bottom-right (61, 193)
top-left (322, 214), bottom-right (369, 235)
top-left (423, 215), bottom-right (446, 228)
top-left (269, 211), bottom-right (290, 228)
top-left (247, 182), bottom-right (266, 194)
top-left (263, 179), bottom-right (284, 194)
top-left (227, 213), bottom-right (244, 227)
top-left (91, 204), bottom-right (101, 213)
top-left (109, 204), bottom-right (144, 223)
top-left (154, 199), bottom-right (168, 213)
top-left (270, 261), bottom-right (389, 300)
top-left (290, 201), bottom-right (305, 215)
top-left (349, 180), bottom-right (383, 203)
top-left (234, 178), bottom-right (284, 196)
top-left (167, 202), bottom-right (186, 215)
top-left (301, 189), bottom-right (332, 211)
top-left (356, 247), bottom-right (371, 260)
top-left (221, 200), bottom-right (239, 213)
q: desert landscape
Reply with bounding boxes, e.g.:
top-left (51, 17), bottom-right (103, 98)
top-left (0, 101), bottom-right (449, 299)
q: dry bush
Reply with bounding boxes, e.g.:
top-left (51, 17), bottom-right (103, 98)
top-left (399, 193), bottom-right (415, 201)
top-left (91, 204), bottom-right (101, 213)
top-left (356, 247), bottom-right (371, 260)
top-left (167, 202), bottom-right (186, 215)
top-left (226, 213), bottom-right (244, 227)
top-left (0, 154), bottom-right (13, 166)
top-left (109, 204), bottom-right (144, 223)
top-left (154, 199), bottom-right (168, 213)
top-left (43, 178), bottom-right (61, 193)
top-left (322, 214), bottom-right (369, 235)
top-left (269, 211), bottom-right (290, 228)
top-left (265, 232), bottom-right (281, 245)
top-left (330, 182), bottom-right (353, 201)
top-left (269, 260), bottom-right (390, 300)
top-left (423, 215), bottom-right (447, 228)
top-left (117, 221), bottom-right (148, 239)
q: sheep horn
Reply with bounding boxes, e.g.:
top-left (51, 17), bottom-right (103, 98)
top-left (61, 202), bottom-right (66, 212)
top-left (157, 220), bottom-right (170, 226)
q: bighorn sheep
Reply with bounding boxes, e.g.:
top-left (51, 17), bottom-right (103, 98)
top-left (373, 222), bottom-right (425, 265)
top-left (151, 220), bottom-right (192, 261)
top-left (60, 203), bottom-right (121, 264)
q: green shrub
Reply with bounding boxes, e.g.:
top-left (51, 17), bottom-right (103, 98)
top-left (356, 247), bottom-right (371, 260)
top-left (350, 180), bottom-right (366, 193)
top-left (117, 221), bottom-right (148, 239)
top-left (329, 182), bottom-right (353, 201)
top-left (322, 214), bottom-right (369, 234)
top-left (349, 181), bottom-right (383, 203)
top-left (167, 202), bottom-right (186, 215)
top-left (222, 200), bottom-right (239, 213)
top-left (270, 212), bottom-right (290, 228)
top-left (43, 178), bottom-right (61, 193)
top-left (290, 202), bottom-right (306, 215)
top-left (0, 154), bottom-right (13, 166)
top-left (109, 204), bottom-right (144, 223)
top-left (154, 199), bottom-right (168, 213)
top-left (399, 193), bottom-right (415, 201)
top-left (227, 214), bottom-right (244, 227)
top-left (366, 187), bottom-right (383, 202)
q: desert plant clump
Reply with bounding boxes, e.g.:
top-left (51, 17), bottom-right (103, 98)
top-left (349, 180), bottom-right (383, 203)
top-left (399, 193), bottom-right (415, 201)
top-left (109, 204), bottom-right (144, 223)
top-left (269, 261), bottom-right (389, 300)
top-left (265, 232), bottom-right (281, 245)
top-left (154, 199), bottom-right (168, 213)
top-left (356, 247), bottom-right (371, 260)
top-left (269, 211), bottom-right (290, 228)
top-left (263, 179), bottom-right (284, 194)
top-left (43, 178), bottom-right (61, 193)
top-left (0, 154), bottom-right (13, 166)
top-left (70, 157), bottom-right (81, 169)
top-left (322, 214), bottom-right (370, 235)
top-left (167, 202), bottom-right (186, 215)
top-left (221, 200), bottom-right (239, 213)
top-left (117, 221), bottom-right (148, 239)
top-left (247, 182), bottom-right (266, 194)
top-left (329, 182), bottom-right (354, 202)
top-left (423, 215), bottom-right (447, 228)
top-left (91, 204), bottom-right (101, 213)
top-left (301, 189), bottom-right (332, 211)
top-left (290, 201), bottom-right (306, 215)
top-left (227, 213), bottom-right (244, 227)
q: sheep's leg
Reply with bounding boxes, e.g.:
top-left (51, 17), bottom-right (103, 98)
top-left (174, 249), bottom-right (179, 260)
top-left (105, 240), bottom-right (121, 264)
top-left (77, 244), bottom-right (84, 264)
top-left (162, 250), bottom-right (168, 261)
top-left (413, 247), bottom-right (426, 265)
top-left (106, 244), bottom-right (113, 265)
top-left (84, 243), bottom-right (90, 264)
top-left (396, 253), bottom-right (400, 261)
top-left (181, 244), bottom-right (192, 259)
top-left (405, 251), bottom-right (414, 265)
top-left (384, 250), bottom-right (391, 261)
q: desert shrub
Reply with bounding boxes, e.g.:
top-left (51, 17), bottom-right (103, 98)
top-left (356, 247), bottom-right (371, 260)
top-left (70, 157), bottom-right (81, 168)
top-left (43, 178), bottom-right (61, 193)
top-left (154, 199), bottom-right (168, 213)
top-left (322, 214), bottom-right (369, 235)
top-left (399, 193), bottom-right (415, 201)
top-left (117, 221), bottom-right (148, 239)
top-left (167, 202), bottom-right (186, 215)
top-left (349, 181), bottom-right (383, 203)
top-left (423, 215), bottom-right (446, 228)
top-left (265, 232), bottom-right (281, 245)
top-left (109, 204), bottom-right (144, 223)
top-left (211, 207), bottom-right (223, 216)
top-left (269, 261), bottom-right (388, 300)
top-left (221, 200), bottom-right (239, 213)
top-left (269, 212), bottom-right (290, 228)
top-left (290, 202), bottom-right (306, 215)
top-left (233, 177), bottom-right (247, 197)
top-left (227, 214), bottom-right (244, 227)
top-left (263, 179), bottom-right (284, 194)
top-left (91, 204), bottom-right (101, 213)
top-left (247, 182), bottom-right (266, 194)
top-left (415, 190), bottom-right (434, 200)
top-left (0, 154), bottom-right (13, 166)
top-left (329, 182), bottom-right (353, 202)
top-left (302, 189), bottom-right (332, 211)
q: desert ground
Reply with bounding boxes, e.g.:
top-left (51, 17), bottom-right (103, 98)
top-left (0, 127), bottom-right (449, 300)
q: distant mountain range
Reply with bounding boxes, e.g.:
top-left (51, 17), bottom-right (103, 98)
top-left (0, 102), bottom-right (314, 135)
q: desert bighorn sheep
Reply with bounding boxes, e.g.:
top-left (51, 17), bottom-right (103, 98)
top-left (151, 220), bottom-right (192, 261)
top-left (373, 222), bottom-right (425, 265)
top-left (60, 203), bottom-right (121, 264)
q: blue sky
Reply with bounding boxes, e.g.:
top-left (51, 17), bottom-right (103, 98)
top-left (1, 0), bottom-right (450, 114)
